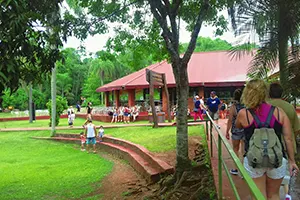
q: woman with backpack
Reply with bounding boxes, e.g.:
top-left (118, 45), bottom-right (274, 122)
top-left (226, 89), bottom-right (244, 175)
top-left (235, 79), bottom-right (298, 200)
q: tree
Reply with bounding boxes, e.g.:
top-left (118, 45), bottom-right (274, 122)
top-left (46, 96), bottom-right (68, 126)
top-left (67, 1), bottom-right (231, 186)
top-left (0, 0), bottom-right (64, 98)
top-left (228, 0), bottom-right (300, 92)
top-left (180, 36), bottom-right (232, 53)
top-left (82, 58), bottom-right (115, 105)
top-left (56, 73), bottom-right (72, 98)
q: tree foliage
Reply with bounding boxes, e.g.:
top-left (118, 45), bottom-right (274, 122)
top-left (180, 36), bottom-right (232, 53)
top-left (46, 96), bottom-right (68, 126)
top-left (228, 0), bottom-right (300, 95)
top-left (0, 0), bottom-right (65, 96)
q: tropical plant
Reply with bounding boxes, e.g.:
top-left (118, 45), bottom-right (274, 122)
top-left (46, 96), bottom-right (68, 126)
top-left (56, 73), bottom-right (73, 99)
top-left (228, 0), bottom-right (300, 95)
top-left (0, 0), bottom-right (64, 97)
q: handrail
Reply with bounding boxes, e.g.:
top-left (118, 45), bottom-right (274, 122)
top-left (203, 113), bottom-right (265, 200)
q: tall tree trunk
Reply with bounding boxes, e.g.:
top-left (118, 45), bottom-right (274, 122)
top-left (173, 61), bottom-right (191, 174)
top-left (29, 83), bottom-right (33, 123)
top-left (278, 0), bottom-right (289, 86)
top-left (51, 66), bottom-right (57, 137)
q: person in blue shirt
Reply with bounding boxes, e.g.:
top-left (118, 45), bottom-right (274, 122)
top-left (206, 91), bottom-right (221, 128)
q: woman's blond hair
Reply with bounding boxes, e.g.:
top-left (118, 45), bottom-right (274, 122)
top-left (241, 79), bottom-right (268, 109)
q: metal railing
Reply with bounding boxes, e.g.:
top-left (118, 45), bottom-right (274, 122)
top-left (191, 114), bottom-right (265, 200)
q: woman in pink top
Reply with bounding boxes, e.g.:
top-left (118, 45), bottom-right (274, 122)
top-left (235, 79), bottom-right (298, 200)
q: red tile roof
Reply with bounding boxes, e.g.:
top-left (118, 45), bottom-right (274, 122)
top-left (96, 51), bottom-right (254, 92)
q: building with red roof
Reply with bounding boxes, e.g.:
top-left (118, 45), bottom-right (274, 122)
top-left (96, 51), bottom-right (254, 112)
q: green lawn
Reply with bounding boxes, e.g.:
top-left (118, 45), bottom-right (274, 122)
top-left (104, 125), bottom-right (205, 152)
top-left (0, 112), bottom-right (14, 118)
top-left (0, 131), bottom-right (113, 200)
top-left (0, 118), bottom-right (88, 129)
top-left (0, 117), bottom-right (153, 129)
top-left (55, 125), bottom-right (205, 153)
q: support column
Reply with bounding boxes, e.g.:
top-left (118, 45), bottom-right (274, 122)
top-left (198, 87), bottom-right (204, 98)
top-left (162, 89), bottom-right (168, 113)
top-left (114, 90), bottom-right (120, 107)
top-left (105, 91), bottom-right (110, 107)
top-left (127, 89), bottom-right (135, 107)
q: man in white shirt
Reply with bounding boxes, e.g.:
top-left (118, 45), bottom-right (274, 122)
top-left (84, 119), bottom-right (97, 153)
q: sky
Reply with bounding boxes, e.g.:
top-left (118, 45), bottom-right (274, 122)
top-left (63, 10), bottom-right (257, 55)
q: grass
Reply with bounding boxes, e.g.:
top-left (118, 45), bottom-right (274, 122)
top-left (0, 112), bottom-right (14, 118)
top-left (0, 130), bottom-right (113, 200)
top-left (104, 125), bottom-right (205, 152)
top-left (0, 118), bottom-right (88, 129)
top-left (0, 117), bottom-right (153, 129)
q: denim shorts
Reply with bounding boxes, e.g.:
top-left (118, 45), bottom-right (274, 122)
top-left (231, 132), bottom-right (245, 140)
top-left (86, 137), bottom-right (96, 145)
top-left (244, 157), bottom-right (287, 179)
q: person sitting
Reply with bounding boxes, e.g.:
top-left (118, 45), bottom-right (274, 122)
top-left (131, 106), bottom-right (139, 122)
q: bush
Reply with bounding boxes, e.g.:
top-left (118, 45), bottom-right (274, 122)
top-left (46, 96), bottom-right (68, 126)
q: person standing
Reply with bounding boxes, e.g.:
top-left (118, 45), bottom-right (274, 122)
top-left (82, 102), bottom-right (93, 127)
top-left (111, 107), bottom-right (118, 123)
top-left (80, 132), bottom-right (86, 151)
top-left (67, 106), bottom-right (74, 116)
top-left (123, 105), bottom-right (131, 123)
top-left (85, 119), bottom-right (97, 153)
top-left (193, 95), bottom-right (204, 121)
top-left (206, 91), bottom-right (221, 128)
top-left (68, 111), bottom-right (75, 127)
top-left (235, 79), bottom-right (299, 200)
top-left (98, 125), bottom-right (104, 142)
top-left (226, 89), bottom-right (245, 175)
top-left (268, 82), bottom-right (300, 195)
top-left (76, 101), bottom-right (81, 112)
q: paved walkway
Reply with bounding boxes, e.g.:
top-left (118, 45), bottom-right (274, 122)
top-left (0, 122), bottom-right (181, 132)
top-left (208, 119), bottom-right (251, 199)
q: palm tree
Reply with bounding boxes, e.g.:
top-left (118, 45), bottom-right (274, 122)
top-left (228, 0), bottom-right (300, 93)
top-left (56, 73), bottom-right (72, 98)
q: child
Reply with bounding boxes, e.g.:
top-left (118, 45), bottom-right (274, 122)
top-left (98, 126), bottom-right (104, 142)
top-left (68, 111), bottom-right (75, 127)
top-left (80, 132), bottom-right (86, 151)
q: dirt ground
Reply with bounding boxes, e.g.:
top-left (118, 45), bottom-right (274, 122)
top-left (83, 136), bottom-right (203, 200)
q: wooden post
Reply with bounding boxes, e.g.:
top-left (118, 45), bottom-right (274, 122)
top-left (148, 70), bottom-right (158, 128)
top-left (162, 74), bottom-right (171, 122)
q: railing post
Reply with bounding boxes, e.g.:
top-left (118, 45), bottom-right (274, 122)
top-left (205, 120), bottom-right (208, 140)
top-left (210, 120), bottom-right (213, 157)
top-left (218, 134), bottom-right (223, 199)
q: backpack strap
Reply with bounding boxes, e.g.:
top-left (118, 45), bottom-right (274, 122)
top-left (277, 107), bottom-right (280, 121)
top-left (265, 106), bottom-right (275, 128)
top-left (246, 109), bottom-right (251, 125)
top-left (249, 109), bottom-right (264, 128)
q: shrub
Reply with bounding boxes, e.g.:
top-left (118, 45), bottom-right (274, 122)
top-left (46, 96), bottom-right (68, 126)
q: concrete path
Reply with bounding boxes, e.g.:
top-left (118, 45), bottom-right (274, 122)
top-left (0, 122), bottom-right (179, 132)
